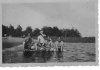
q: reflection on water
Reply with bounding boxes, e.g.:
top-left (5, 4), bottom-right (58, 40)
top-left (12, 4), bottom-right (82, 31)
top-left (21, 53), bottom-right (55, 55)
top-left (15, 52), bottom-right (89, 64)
top-left (2, 50), bottom-right (95, 63)
top-left (55, 51), bottom-right (63, 62)
top-left (22, 50), bottom-right (54, 63)
top-left (3, 50), bottom-right (64, 63)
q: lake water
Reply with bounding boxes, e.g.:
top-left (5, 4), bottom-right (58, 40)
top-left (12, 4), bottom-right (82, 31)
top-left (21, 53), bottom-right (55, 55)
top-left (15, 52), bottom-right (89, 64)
top-left (2, 43), bottom-right (96, 63)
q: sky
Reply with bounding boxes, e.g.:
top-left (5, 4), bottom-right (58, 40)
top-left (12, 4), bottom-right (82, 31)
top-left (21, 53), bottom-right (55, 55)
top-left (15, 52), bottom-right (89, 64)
top-left (2, 0), bottom-right (97, 37)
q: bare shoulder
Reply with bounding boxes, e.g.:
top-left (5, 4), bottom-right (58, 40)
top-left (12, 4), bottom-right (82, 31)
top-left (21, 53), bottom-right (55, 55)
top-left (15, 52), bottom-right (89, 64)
top-left (38, 35), bottom-right (41, 38)
top-left (61, 41), bottom-right (64, 43)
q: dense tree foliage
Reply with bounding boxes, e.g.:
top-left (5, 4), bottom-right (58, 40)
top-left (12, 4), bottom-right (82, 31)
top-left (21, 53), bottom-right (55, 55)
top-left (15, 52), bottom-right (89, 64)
top-left (15, 25), bottom-right (22, 37)
top-left (31, 28), bottom-right (40, 36)
top-left (2, 25), bottom-right (9, 37)
top-left (23, 26), bottom-right (33, 37)
top-left (2, 24), bottom-right (82, 37)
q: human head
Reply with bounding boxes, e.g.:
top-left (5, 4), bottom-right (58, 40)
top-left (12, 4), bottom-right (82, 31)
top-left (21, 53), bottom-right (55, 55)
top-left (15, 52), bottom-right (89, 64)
top-left (47, 36), bottom-right (50, 39)
top-left (47, 36), bottom-right (51, 41)
top-left (28, 33), bottom-right (30, 36)
top-left (58, 37), bottom-right (61, 42)
top-left (40, 30), bottom-right (43, 34)
top-left (28, 33), bottom-right (31, 38)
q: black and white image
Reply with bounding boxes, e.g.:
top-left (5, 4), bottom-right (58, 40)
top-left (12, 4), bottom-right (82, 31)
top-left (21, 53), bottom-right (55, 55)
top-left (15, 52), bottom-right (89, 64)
top-left (1, 0), bottom-right (98, 65)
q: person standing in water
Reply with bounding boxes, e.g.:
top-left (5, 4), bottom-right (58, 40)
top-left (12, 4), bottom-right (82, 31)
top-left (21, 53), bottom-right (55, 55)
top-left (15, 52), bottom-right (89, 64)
top-left (23, 33), bottom-right (33, 50)
top-left (46, 36), bottom-right (53, 47)
top-left (55, 37), bottom-right (64, 52)
top-left (37, 30), bottom-right (46, 47)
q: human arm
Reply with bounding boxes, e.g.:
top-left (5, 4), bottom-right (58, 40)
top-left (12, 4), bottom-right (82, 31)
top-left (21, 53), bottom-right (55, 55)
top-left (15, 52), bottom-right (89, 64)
top-left (61, 41), bottom-right (64, 51)
top-left (37, 36), bottom-right (40, 43)
top-left (55, 41), bottom-right (58, 51)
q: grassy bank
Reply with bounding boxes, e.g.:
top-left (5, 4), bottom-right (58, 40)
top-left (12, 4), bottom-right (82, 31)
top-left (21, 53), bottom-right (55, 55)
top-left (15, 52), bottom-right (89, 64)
top-left (50, 37), bottom-right (95, 43)
top-left (2, 36), bottom-right (95, 49)
top-left (32, 36), bottom-right (95, 43)
top-left (2, 37), bottom-right (24, 49)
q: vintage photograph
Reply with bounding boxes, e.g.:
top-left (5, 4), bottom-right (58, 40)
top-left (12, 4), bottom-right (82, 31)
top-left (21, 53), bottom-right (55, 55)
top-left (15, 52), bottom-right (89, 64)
top-left (2, 0), bottom-right (97, 64)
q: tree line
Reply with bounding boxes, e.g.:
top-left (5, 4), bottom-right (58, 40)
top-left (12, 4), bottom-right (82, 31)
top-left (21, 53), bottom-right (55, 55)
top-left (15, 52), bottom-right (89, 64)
top-left (2, 24), bottom-right (81, 37)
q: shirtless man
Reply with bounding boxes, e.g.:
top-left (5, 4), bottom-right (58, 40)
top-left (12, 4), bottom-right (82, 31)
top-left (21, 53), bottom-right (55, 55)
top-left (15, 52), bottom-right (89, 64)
top-left (55, 37), bottom-right (64, 52)
top-left (37, 30), bottom-right (46, 48)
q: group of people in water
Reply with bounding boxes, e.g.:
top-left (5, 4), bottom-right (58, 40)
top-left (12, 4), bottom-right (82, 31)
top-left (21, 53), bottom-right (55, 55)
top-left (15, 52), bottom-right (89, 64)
top-left (23, 30), bottom-right (64, 52)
